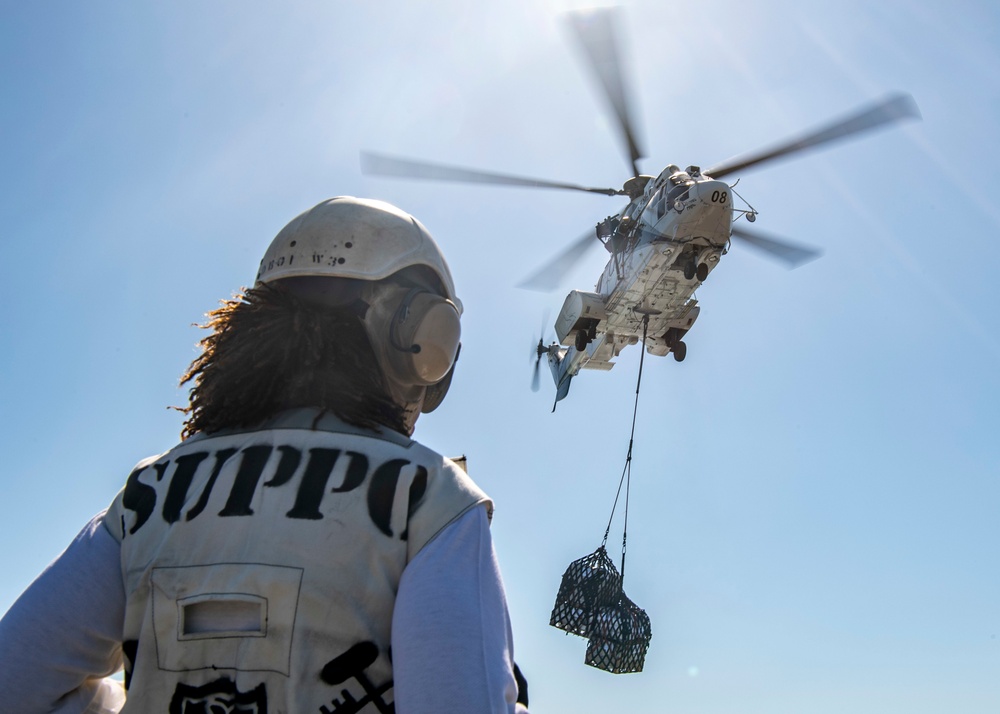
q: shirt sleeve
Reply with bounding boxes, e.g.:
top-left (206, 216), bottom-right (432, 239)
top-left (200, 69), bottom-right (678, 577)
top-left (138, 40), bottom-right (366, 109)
top-left (391, 505), bottom-right (528, 714)
top-left (0, 511), bottom-right (126, 714)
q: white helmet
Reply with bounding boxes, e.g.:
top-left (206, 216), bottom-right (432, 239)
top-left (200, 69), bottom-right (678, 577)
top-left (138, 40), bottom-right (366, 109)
top-left (257, 196), bottom-right (461, 313)
top-left (257, 197), bottom-right (462, 415)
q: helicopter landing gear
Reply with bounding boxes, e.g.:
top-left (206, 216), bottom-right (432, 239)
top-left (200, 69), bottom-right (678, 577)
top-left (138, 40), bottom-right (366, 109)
top-left (575, 330), bottom-right (589, 351)
top-left (663, 327), bottom-right (684, 349)
top-left (672, 341), bottom-right (687, 362)
top-left (683, 261), bottom-right (696, 280)
top-left (696, 263), bottom-right (709, 282)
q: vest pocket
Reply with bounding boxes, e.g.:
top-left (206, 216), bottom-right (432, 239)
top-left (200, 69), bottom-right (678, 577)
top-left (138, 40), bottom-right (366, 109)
top-left (150, 563), bottom-right (303, 674)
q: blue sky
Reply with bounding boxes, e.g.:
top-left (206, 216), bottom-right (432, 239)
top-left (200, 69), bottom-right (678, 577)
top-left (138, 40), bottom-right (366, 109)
top-left (1, 1), bottom-right (998, 712)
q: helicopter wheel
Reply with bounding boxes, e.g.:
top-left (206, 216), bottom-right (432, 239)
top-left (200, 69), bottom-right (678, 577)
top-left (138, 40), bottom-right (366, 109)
top-left (683, 262), bottom-right (696, 280)
top-left (575, 330), bottom-right (589, 351)
top-left (673, 341), bottom-right (687, 362)
top-left (696, 263), bottom-right (709, 282)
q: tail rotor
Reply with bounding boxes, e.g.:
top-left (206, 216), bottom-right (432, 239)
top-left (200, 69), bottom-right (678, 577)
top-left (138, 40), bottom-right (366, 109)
top-left (530, 311), bottom-right (553, 392)
top-left (532, 338), bottom-right (547, 392)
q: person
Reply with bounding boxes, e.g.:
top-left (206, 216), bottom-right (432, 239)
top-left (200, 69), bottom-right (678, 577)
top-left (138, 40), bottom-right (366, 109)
top-left (0, 196), bottom-right (529, 713)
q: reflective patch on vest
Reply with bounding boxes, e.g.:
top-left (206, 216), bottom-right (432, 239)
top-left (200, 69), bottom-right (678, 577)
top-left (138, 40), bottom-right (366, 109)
top-left (168, 676), bottom-right (267, 714)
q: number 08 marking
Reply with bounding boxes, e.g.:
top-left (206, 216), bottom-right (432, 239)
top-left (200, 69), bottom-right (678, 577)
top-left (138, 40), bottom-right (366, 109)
top-left (711, 190), bottom-right (729, 204)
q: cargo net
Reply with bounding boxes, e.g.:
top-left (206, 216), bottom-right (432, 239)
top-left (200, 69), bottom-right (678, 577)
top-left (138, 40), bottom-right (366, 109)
top-left (549, 546), bottom-right (622, 637)
top-left (584, 593), bottom-right (652, 674)
top-left (549, 315), bottom-right (654, 674)
top-left (549, 547), bottom-right (652, 673)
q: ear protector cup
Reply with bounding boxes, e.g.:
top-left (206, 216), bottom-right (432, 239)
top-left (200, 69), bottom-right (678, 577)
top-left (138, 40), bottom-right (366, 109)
top-left (421, 344), bottom-right (460, 413)
top-left (368, 287), bottom-right (462, 387)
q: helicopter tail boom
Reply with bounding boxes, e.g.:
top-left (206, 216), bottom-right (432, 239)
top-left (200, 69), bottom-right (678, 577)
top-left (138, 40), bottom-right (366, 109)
top-left (544, 345), bottom-right (575, 411)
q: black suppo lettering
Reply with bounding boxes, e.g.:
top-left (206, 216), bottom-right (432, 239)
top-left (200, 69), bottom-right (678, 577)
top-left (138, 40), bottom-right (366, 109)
top-left (122, 465), bottom-right (156, 535)
top-left (400, 467), bottom-right (428, 542)
top-left (710, 190), bottom-right (729, 203)
top-left (263, 445), bottom-right (303, 488)
top-left (285, 448), bottom-right (341, 520)
top-left (215, 446), bottom-right (269, 517)
top-left (367, 459), bottom-right (407, 537)
top-left (162, 452), bottom-right (210, 524)
top-left (186, 448), bottom-right (239, 520)
top-left (368, 459), bottom-right (429, 539)
top-left (120, 442), bottom-right (431, 539)
top-left (332, 452), bottom-right (369, 493)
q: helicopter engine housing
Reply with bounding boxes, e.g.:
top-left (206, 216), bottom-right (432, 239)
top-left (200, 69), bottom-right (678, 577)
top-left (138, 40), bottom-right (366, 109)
top-left (555, 290), bottom-right (607, 347)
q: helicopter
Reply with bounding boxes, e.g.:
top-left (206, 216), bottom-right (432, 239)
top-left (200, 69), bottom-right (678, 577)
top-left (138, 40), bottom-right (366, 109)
top-left (361, 8), bottom-right (920, 409)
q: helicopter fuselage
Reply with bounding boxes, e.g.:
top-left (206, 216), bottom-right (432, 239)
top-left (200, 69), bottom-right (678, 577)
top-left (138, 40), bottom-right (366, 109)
top-left (545, 167), bottom-right (735, 404)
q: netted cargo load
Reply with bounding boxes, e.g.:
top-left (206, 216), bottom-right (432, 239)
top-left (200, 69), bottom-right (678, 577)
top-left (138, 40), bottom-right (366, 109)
top-left (549, 546), bottom-right (623, 637)
top-left (549, 313), bottom-right (657, 673)
top-left (584, 593), bottom-right (652, 674)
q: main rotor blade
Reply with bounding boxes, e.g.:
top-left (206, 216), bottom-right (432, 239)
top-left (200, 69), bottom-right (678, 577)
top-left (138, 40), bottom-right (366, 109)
top-left (361, 152), bottom-right (622, 196)
top-left (731, 225), bottom-right (822, 268)
top-left (706, 93), bottom-right (921, 179)
top-left (517, 228), bottom-right (602, 292)
top-left (565, 8), bottom-right (645, 177)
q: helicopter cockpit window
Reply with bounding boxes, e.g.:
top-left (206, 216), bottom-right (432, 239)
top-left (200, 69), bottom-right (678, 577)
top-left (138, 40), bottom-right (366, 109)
top-left (666, 183), bottom-right (690, 209)
top-left (654, 188), bottom-right (667, 219)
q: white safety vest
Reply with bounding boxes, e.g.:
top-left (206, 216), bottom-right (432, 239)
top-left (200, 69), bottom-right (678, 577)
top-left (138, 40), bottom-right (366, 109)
top-left (104, 409), bottom-right (491, 713)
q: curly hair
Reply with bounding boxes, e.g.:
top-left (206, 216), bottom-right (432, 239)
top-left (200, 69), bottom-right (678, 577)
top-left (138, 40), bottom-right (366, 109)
top-left (179, 282), bottom-right (407, 439)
